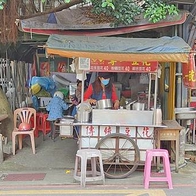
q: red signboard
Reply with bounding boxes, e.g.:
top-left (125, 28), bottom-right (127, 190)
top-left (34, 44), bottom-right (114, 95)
top-left (40, 62), bottom-right (50, 76)
top-left (182, 54), bottom-right (196, 89)
top-left (90, 59), bottom-right (158, 73)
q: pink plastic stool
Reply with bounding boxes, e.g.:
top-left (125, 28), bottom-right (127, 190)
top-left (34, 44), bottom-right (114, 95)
top-left (143, 149), bottom-right (173, 189)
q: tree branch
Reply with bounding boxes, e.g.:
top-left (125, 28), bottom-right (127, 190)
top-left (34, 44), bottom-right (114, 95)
top-left (20, 0), bottom-right (83, 19)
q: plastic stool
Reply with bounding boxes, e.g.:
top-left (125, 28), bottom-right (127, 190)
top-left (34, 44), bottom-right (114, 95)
top-left (143, 149), bottom-right (173, 189)
top-left (34, 113), bottom-right (51, 139)
top-left (74, 149), bottom-right (105, 187)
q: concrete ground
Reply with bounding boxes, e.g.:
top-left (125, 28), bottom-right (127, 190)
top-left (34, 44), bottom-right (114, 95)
top-left (0, 133), bottom-right (78, 171)
top-left (0, 133), bottom-right (196, 196)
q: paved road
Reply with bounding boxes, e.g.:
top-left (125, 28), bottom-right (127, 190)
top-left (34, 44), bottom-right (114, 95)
top-left (0, 187), bottom-right (166, 196)
top-left (1, 136), bottom-right (196, 196)
top-left (0, 184), bottom-right (196, 196)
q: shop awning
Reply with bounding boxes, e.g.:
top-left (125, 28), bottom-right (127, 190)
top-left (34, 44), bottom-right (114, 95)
top-left (46, 35), bottom-right (191, 63)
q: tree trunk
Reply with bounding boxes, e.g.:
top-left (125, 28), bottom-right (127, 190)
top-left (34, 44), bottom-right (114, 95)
top-left (0, 88), bottom-right (14, 142)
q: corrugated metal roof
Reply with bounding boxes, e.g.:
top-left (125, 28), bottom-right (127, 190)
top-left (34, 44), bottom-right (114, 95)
top-left (18, 9), bottom-right (188, 36)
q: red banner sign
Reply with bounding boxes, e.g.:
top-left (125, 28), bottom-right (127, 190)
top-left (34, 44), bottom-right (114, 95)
top-left (90, 59), bottom-right (158, 73)
top-left (182, 54), bottom-right (196, 89)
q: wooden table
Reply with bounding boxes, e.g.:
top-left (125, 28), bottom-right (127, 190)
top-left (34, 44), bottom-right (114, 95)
top-left (155, 120), bottom-right (182, 172)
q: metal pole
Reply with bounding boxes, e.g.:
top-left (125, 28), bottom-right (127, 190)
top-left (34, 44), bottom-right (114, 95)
top-left (0, 134), bottom-right (4, 163)
top-left (81, 70), bottom-right (85, 103)
top-left (153, 73), bottom-right (158, 124)
top-left (147, 73), bottom-right (151, 110)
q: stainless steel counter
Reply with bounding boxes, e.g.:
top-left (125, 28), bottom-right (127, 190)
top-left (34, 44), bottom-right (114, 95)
top-left (92, 109), bottom-right (155, 125)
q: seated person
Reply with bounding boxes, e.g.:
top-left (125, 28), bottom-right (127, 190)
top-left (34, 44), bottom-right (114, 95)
top-left (69, 80), bottom-right (84, 116)
top-left (69, 80), bottom-right (84, 139)
top-left (46, 91), bottom-right (68, 140)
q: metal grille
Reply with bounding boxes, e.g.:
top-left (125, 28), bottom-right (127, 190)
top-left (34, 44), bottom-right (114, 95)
top-left (0, 58), bottom-right (31, 111)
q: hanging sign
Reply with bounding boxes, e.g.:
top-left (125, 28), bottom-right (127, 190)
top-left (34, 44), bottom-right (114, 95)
top-left (79, 57), bottom-right (90, 70)
top-left (89, 59), bottom-right (158, 73)
top-left (57, 62), bottom-right (67, 72)
top-left (40, 62), bottom-right (50, 76)
top-left (182, 54), bottom-right (196, 88)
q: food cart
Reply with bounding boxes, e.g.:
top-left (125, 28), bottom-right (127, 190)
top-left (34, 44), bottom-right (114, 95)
top-left (46, 34), bottom-right (191, 178)
top-left (72, 60), bottom-right (166, 179)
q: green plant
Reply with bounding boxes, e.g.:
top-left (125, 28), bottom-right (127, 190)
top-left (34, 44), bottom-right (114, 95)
top-left (88, 0), bottom-right (179, 26)
top-left (0, 0), bottom-right (6, 9)
top-left (101, 0), bottom-right (115, 10)
top-left (144, 0), bottom-right (179, 23)
top-left (0, 0), bottom-right (179, 26)
top-left (91, 0), bottom-right (142, 26)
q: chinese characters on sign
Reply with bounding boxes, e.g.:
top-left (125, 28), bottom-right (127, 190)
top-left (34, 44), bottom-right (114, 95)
top-left (104, 126), bottom-right (112, 135)
top-left (89, 59), bottom-right (158, 73)
top-left (182, 54), bottom-right (196, 88)
top-left (142, 127), bottom-right (152, 138)
top-left (124, 127), bottom-right (131, 137)
top-left (86, 126), bottom-right (94, 136)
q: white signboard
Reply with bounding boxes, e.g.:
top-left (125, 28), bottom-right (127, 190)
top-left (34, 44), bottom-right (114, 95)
top-left (78, 57), bottom-right (90, 70)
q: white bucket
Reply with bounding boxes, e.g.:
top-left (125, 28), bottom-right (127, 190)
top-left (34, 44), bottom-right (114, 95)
top-left (155, 108), bottom-right (162, 125)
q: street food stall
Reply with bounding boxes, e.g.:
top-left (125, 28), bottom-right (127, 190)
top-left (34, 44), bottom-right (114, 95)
top-left (72, 60), bottom-right (165, 179)
top-left (46, 34), bottom-right (191, 178)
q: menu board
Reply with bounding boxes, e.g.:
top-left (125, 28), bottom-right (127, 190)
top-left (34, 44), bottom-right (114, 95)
top-left (88, 59), bottom-right (158, 73)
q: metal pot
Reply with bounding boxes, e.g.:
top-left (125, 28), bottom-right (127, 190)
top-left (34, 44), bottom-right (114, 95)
top-left (96, 99), bottom-right (112, 109)
top-left (77, 102), bottom-right (92, 112)
top-left (76, 110), bottom-right (91, 122)
top-left (125, 100), bottom-right (137, 110)
top-left (60, 115), bottom-right (75, 124)
top-left (132, 102), bottom-right (145, 111)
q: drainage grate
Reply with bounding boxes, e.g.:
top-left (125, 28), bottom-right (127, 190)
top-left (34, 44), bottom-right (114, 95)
top-left (3, 173), bottom-right (46, 181)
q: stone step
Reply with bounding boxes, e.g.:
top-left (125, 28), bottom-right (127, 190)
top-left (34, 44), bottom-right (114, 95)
top-left (185, 143), bottom-right (196, 151)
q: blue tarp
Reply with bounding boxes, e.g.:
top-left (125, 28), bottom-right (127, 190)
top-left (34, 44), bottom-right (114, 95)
top-left (46, 35), bottom-right (191, 63)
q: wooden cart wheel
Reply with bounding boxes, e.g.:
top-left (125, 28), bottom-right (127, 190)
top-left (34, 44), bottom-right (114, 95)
top-left (95, 133), bottom-right (140, 179)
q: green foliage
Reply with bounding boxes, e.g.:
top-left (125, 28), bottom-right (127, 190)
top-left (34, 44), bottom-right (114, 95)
top-left (101, 0), bottom-right (115, 10)
top-left (91, 0), bottom-right (142, 26)
top-left (0, 0), bottom-right (6, 10)
top-left (0, 0), bottom-right (179, 26)
top-left (90, 0), bottom-right (179, 26)
top-left (144, 0), bottom-right (179, 23)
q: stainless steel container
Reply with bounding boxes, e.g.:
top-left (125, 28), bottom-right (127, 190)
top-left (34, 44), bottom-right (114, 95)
top-left (76, 111), bottom-right (90, 122)
top-left (96, 99), bottom-right (112, 109)
top-left (155, 108), bottom-right (162, 125)
top-left (59, 116), bottom-right (75, 136)
top-left (132, 102), bottom-right (145, 110)
top-left (62, 115), bottom-right (75, 120)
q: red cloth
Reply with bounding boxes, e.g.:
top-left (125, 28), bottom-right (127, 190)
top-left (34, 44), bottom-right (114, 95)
top-left (84, 84), bottom-right (118, 103)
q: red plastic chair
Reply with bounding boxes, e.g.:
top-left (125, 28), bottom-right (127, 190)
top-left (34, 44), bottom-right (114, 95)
top-left (12, 107), bottom-right (36, 155)
top-left (34, 112), bottom-right (51, 139)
